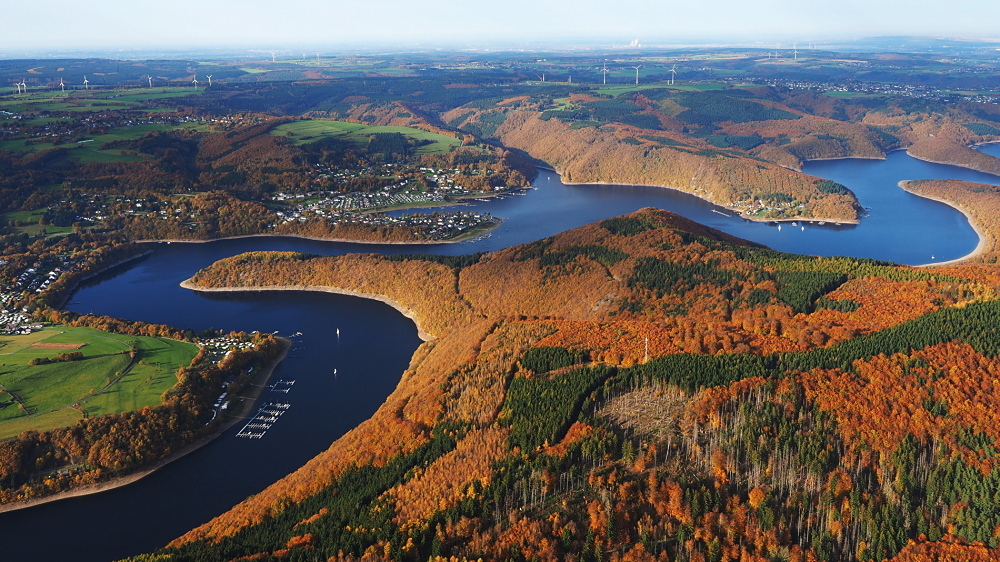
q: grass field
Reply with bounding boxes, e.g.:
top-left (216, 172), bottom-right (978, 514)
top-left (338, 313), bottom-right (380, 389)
top-left (591, 83), bottom-right (727, 96)
top-left (0, 89), bottom-right (200, 114)
top-left (0, 326), bottom-right (199, 439)
top-left (0, 120), bottom-right (205, 162)
top-left (272, 119), bottom-right (461, 154)
top-left (1, 204), bottom-right (84, 237)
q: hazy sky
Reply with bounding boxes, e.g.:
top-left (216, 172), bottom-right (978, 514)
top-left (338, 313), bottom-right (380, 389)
top-left (5, 0), bottom-right (1000, 53)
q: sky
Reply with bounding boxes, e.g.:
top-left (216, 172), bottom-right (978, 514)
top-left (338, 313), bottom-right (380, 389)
top-left (4, 0), bottom-right (1000, 54)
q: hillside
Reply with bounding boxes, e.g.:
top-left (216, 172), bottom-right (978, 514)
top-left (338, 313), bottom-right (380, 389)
top-left (438, 87), bottom-right (1000, 224)
top-left (492, 112), bottom-right (862, 222)
top-left (151, 208), bottom-right (1000, 561)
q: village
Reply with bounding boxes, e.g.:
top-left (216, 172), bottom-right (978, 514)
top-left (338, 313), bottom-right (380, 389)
top-left (0, 255), bottom-right (85, 335)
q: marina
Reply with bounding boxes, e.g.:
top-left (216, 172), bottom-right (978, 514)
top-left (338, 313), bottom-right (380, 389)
top-left (236, 402), bottom-right (291, 439)
top-left (268, 379), bottom-right (296, 393)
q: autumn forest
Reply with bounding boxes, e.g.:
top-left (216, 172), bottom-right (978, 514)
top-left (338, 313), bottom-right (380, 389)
top-left (3, 45), bottom-right (1000, 562)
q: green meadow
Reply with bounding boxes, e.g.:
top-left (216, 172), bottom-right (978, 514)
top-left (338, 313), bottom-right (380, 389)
top-left (0, 326), bottom-right (199, 439)
top-left (0, 89), bottom-right (199, 113)
top-left (590, 83), bottom-right (726, 96)
top-left (272, 119), bottom-right (461, 154)
top-left (0, 120), bottom-right (207, 163)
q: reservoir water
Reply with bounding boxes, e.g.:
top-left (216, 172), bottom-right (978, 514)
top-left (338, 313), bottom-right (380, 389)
top-left (2, 146), bottom-right (1000, 561)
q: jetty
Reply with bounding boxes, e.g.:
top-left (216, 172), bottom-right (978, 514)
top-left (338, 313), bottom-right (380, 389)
top-left (236, 402), bottom-right (291, 439)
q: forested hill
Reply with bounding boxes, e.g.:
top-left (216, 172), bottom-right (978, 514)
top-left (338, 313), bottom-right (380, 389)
top-left (153, 208), bottom-right (1000, 561)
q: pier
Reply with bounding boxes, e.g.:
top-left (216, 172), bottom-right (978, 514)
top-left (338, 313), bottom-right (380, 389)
top-left (269, 379), bottom-right (296, 393)
top-left (236, 402), bottom-right (291, 439)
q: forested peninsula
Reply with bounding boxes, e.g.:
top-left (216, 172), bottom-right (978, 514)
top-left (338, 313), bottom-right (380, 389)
top-left (153, 208), bottom-right (1000, 561)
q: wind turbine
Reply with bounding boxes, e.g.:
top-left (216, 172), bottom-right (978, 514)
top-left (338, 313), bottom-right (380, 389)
top-left (19, 79), bottom-right (27, 93)
top-left (59, 78), bottom-right (65, 92)
top-left (669, 65), bottom-right (677, 86)
top-left (14, 81), bottom-right (22, 94)
top-left (83, 76), bottom-right (89, 90)
top-left (271, 51), bottom-right (276, 62)
top-left (601, 63), bottom-right (609, 85)
top-left (537, 74), bottom-right (545, 82)
top-left (206, 75), bottom-right (212, 87)
top-left (192, 76), bottom-right (199, 88)
top-left (793, 43), bottom-right (798, 60)
top-left (633, 65), bottom-right (641, 85)
top-left (147, 75), bottom-right (153, 88)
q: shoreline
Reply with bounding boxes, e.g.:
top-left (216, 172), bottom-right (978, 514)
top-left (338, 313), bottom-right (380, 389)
top-left (134, 222), bottom-right (499, 246)
top-left (898, 180), bottom-right (990, 267)
top-left (179, 281), bottom-right (434, 342)
top-left (56, 249), bottom-right (154, 309)
top-left (0, 336), bottom-right (292, 514)
top-left (905, 147), bottom-right (1000, 179)
top-left (558, 177), bottom-right (861, 225)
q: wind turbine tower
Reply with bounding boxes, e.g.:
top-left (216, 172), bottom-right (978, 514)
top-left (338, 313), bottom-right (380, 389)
top-left (206, 75), bottom-right (213, 87)
top-left (20, 79), bottom-right (27, 93)
top-left (14, 81), bottom-right (22, 94)
top-left (83, 76), bottom-right (89, 90)
top-left (148, 75), bottom-right (153, 88)
top-left (793, 43), bottom-right (798, 60)
top-left (192, 76), bottom-right (199, 88)
top-left (271, 51), bottom-right (276, 62)
top-left (633, 65), bottom-right (641, 85)
top-left (59, 78), bottom-right (65, 92)
top-left (602, 63), bottom-right (609, 85)
top-left (669, 65), bottom-right (677, 86)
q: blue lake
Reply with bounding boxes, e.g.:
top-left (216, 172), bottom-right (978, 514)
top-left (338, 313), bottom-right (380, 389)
top-left (1, 145), bottom-right (999, 561)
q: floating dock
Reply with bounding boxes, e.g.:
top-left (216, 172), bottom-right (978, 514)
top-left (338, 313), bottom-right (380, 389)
top-left (236, 402), bottom-right (291, 439)
top-left (269, 379), bottom-right (295, 393)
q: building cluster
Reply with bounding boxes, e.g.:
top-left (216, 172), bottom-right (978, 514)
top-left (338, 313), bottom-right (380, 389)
top-left (198, 335), bottom-right (257, 359)
top-left (278, 190), bottom-right (446, 214)
top-left (11, 259), bottom-right (75, 295)
top-left (0, 308), bottom-right (40, 335)
top-left (0, 254), bottom-right (96, 334)
top-left (751, 76), bottom-right (1000, 104)
top-left (728, 198), bottom-right (806, 219)
top-left (276, 206), bottom-right (498, 239)
top-left (0, 287), bottom-right (42, 334)
top-left (308, 162), bottom-right (505, 199)
top-left (0, 110), bottom-right (203, 143)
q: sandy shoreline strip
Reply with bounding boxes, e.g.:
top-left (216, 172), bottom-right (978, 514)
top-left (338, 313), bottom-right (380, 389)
top-left (138, 232), bottom-right (449, 245)
top-left (898, 180), bottom-right (990, 267)
top-left (134, 222), bottom-right (499, 246)
top-left (0, 336), bottom-right (292, 514)
top-left (179, 281), bottom-right (434, 342)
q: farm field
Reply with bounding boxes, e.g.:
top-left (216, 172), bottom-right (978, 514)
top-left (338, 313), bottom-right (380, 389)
top-left (0, 120), bottom-right (207, 162)
top-left (271, 119), bottom-right (461, 154)
top-left (0, 326), bottom-right (199, 439)
top-left (0, 88), bottom-right (199, 113)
